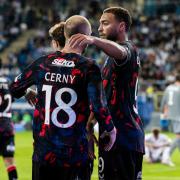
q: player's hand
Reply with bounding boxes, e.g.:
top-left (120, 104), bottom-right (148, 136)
top-left (88, 134), bottom-right (96, 160)
top-left (100, 127), bottom-right (116, 151)
top-left (162, 105), bottom-right (169, 118)
top-left (86, 124), bottom-right (98, 147)
top-left (25, 89), bottom-right (37, 107)
top-left (68, 34), bottom-right (94, 48)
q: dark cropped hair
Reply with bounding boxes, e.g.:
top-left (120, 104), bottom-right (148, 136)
top-left (103, 7), bottom-right (132, 32)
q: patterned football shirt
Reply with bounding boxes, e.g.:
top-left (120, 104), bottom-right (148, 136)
top-left (101, 41), bottom-right (145, 153)
top-left (10, 51), bottom-right (114, 166)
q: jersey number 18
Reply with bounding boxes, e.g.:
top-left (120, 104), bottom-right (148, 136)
top-left (42, 85), bottom-right (77, 128)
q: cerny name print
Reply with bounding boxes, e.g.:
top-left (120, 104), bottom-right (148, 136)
top-left (45, 72), bottom-right (76, 84)
top-left (52, 58), bottom-right (75, 67)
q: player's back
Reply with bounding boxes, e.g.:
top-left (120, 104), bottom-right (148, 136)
top-left (10, 50), bottom-right (114, 166)
top-left (11, 51), bottom-right (98, 166)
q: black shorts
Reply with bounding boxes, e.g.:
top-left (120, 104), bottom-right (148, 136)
top-left (98, 147), bottom-right (143, 180)
top-left (32, 161), bottom-right (91, 180)
top-left (0, 134), bottom-right (15, 157)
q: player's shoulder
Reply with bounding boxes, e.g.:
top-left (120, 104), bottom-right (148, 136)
top-left (120, 40), bottom-right (138, 53)
top-left (79, 55), bottom-right (98, 67)
top-left (116, 40), bottom-right (139, 66)
top-left (46, 52), bottom-right (58, 59)
top-left (37, 52), bottom-right (58, 63)
top-left (37, 54), bottom-right (52, 62)
top-left (26, 55), bottom-right (47, 68)
top-left (30, 54), bottom-right (54, 69)
top-left (80, 57), bottom-right (101, 76)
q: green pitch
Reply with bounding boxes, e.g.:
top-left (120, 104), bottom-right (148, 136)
top-left (0, 131), bottom-right (180, 180)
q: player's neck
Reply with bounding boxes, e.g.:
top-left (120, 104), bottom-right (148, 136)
top-left (117, 34), bottom-right (128, 43)
top-left (61, 45), bottom-right (82, 55)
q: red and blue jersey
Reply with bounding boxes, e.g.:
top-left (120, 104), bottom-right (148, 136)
top-left (101, 41), bottom-right (145, 153)
top-left (10, 51), bottom-right (114, 166)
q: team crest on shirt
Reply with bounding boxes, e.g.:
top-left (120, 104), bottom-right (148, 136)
top-left (52, 58), bottom-right (75, 67)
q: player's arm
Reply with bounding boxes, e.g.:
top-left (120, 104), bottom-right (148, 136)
top-left (10, 61), bottom-right (37, 99)
top-left (87, 112), bottom-right (98, 146)
top-left (87, 112), bottom-right (98, 159)
top-left (7, 77), bottom-right (36, 105)
top-left (87, 63), bottom-right (116, 151)
top-left (86, 112), bottom-right (97, 133)
top-left (87, 112), bottom-right (96, 160)
top-left (68, 34), bottom-right (128, 60)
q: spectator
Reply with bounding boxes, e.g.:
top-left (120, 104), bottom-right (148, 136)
top-left (161, 73), bottom-right (180, 164)
top-left (144, 128), bottom-right (174, 166)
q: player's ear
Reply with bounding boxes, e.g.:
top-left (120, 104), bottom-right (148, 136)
top-left (56, 41), bottom-right (60, 48)
top-left (64, 31), bottom-right (69, 40)
top-left (118, 21), bottom-right (126, 32)
top-left (51, 39), bottom-right (58, 49)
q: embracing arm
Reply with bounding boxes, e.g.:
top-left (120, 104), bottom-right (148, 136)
top-left (69, 34), bottom-right (128, 60)
top-left (92, 37), bottom-right (127, 60)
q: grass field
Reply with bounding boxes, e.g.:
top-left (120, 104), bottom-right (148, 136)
top-left (0, 131), bottom-right (180, 180)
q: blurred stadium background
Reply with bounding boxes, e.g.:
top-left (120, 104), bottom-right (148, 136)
top-left (0, 0), bottom-right (180, 179)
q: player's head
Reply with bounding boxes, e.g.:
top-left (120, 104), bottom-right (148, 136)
top-left (152, 128), bottom-right (160, 138)
top-left (49, 22), bottom-right (65, 50)
top-left (64, 15), bottom-right (92, 39)
top-left (98, 7), bottom-right (132, 41)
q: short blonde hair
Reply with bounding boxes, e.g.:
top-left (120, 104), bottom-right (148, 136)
top-left (64, 15), bottom-right (92, 38)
